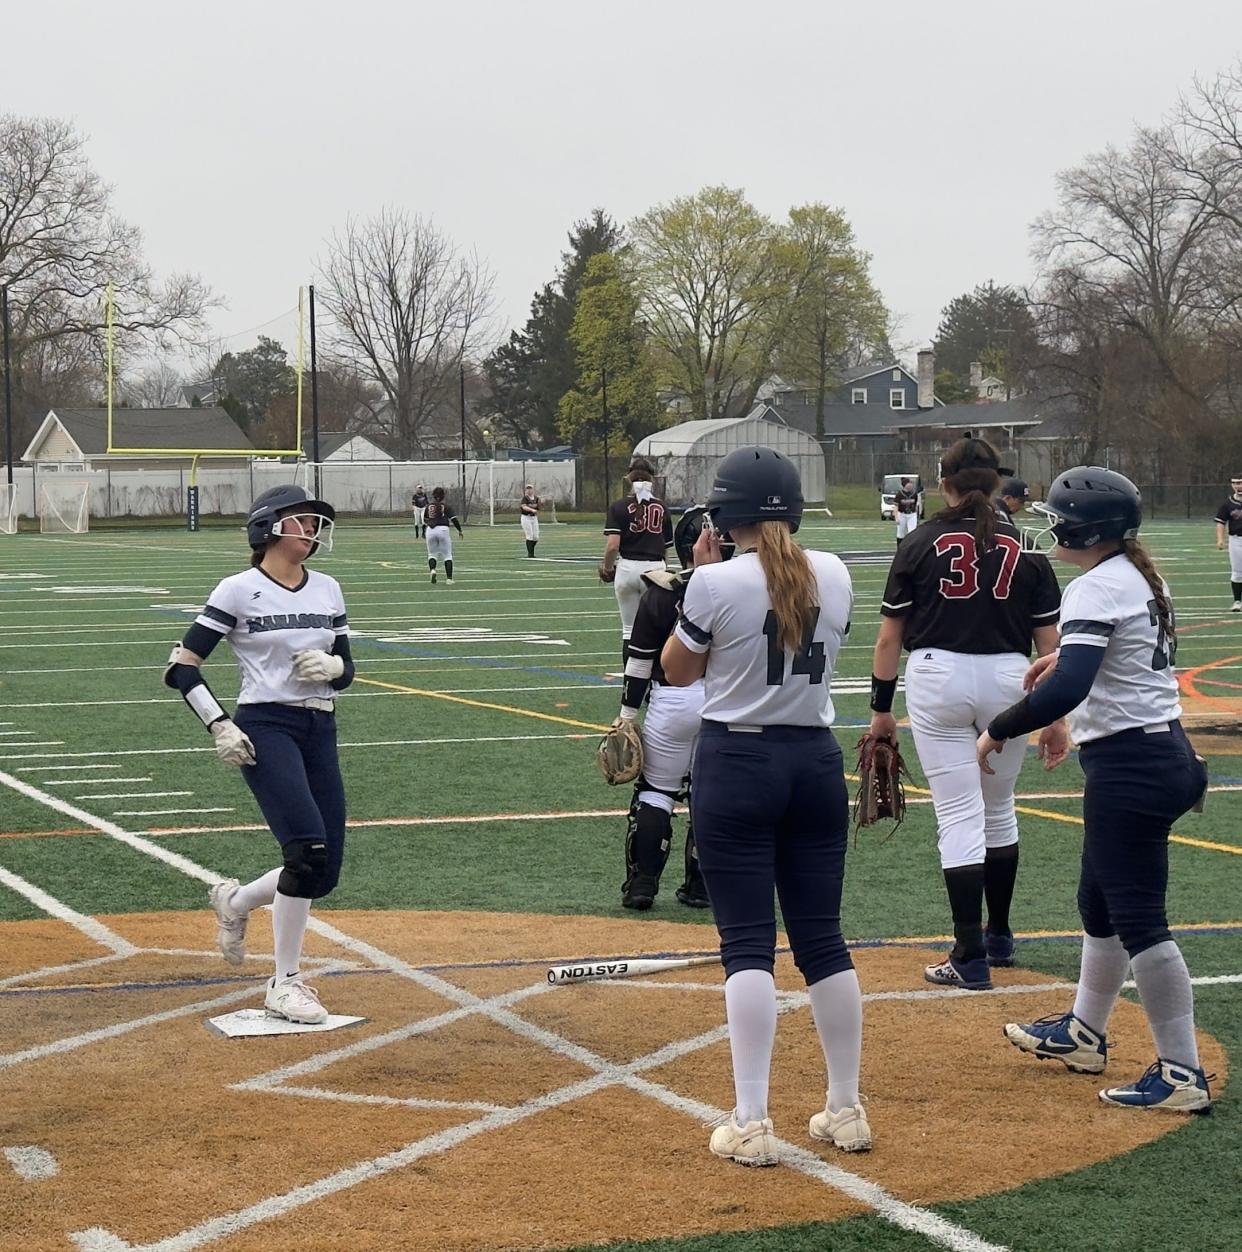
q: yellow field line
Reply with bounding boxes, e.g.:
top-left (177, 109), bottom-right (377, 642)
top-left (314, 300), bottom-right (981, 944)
top-left (353, 675), bottom-right (610, 733)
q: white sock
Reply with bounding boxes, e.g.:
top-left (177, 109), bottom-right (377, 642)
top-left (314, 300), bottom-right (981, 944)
top-left (1072, 934), bottom-right (1130, 1035)
top-left (724, 969), bottom-right (776, 1124)
top-left (230, 868), bottom-right (281, 915)
top-left (271, 891), bottom-right (312, 982)
top-left (1130, 941), bottom-right (1200, 1069)
top-left (807, 968), bottom-right (863, 1112)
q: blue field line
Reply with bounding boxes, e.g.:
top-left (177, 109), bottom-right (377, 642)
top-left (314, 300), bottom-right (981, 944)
top-left (9, 922), bottom-right (1242, 998)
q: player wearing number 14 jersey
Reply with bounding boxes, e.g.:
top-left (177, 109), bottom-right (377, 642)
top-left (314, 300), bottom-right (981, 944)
top-left (869, 438), bottom-right (1064, 991)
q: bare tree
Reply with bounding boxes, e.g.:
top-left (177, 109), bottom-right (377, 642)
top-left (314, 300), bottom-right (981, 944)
top-left (120, 360), bottom-right (185, 408)
top-left (318, 209), bottom-right (495, 459)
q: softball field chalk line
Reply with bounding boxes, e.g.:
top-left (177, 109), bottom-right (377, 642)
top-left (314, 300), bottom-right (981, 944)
top-left (4, 776), bottom-right (1010, 1252)
top-left (3, 1145), bottom-right (60, 1180)
top-left (0, 864), bottom-right (137, 956)
top-left (0, 953), bottom-right (134, 990)
top-left (265, 1085), bottom-right (511, 1114)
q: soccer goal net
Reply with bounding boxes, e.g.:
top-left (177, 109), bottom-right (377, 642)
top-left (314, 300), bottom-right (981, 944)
top-left (0, 483), bottom-right (17, 535)
top-left (37, 478), bottom-right (91, 534)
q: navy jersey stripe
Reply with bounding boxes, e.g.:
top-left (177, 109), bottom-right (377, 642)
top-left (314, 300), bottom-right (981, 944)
top-left (201, 604), bottom-right (237, 629)
top-left (678, 613), bottom-right (712, 645)
top-left (1060, 618), bottom-right (1114, 637)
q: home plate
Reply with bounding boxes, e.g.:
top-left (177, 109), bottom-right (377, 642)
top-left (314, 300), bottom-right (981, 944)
top-left (206, 1009), bottom-right (367, 1038)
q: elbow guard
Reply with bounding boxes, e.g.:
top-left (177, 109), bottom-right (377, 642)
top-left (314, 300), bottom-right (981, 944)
top-left (164, 644), bottom-right (228, 730)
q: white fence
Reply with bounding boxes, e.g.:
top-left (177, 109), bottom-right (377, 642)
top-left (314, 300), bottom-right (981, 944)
top-left (1, 459), bottom-right (576, 522)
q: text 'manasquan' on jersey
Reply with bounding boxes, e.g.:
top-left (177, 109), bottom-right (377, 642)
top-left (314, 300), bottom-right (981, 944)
top-left (674, 549), bottom-right (853, 727)
top-left (880, 516), bottom-right (1061, 655)
top-left (604, 496), bottom-right (673, 562)
top-left (195, 566), bottom-right (348, 706)
top-left (1057, 553), bottom-right (1181, 744)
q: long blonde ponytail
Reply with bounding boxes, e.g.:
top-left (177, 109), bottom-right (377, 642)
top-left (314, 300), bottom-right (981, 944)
top-left (1123, 537), bottom-right (1176, 657)
top-left (754, 522), bottom-right (818, 653)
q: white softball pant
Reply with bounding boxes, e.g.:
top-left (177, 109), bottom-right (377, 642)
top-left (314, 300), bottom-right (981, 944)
top-left (426, 527), bottom-right (453, 561)
top-left (638, 679), bottom-right (705, 813)
top-left (896, 512), bottom-right (918, 540)
top-left (903, 648), bottom-right (1030, 869)
top-left (413, 506), bottom-right (426, 531)
top-left (1229, 535), bottom-right (1242, 581)
top-left (521, 514), bottom-right (540, 541)
top-left (615, 558), bottom-right (665, 640)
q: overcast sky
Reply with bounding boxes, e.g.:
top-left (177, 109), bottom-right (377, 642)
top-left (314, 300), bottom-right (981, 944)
top-left (7, 1), bottom-right (1241, 367)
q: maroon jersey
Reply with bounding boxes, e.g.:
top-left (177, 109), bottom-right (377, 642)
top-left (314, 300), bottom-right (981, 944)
top-left (604, 495), bottom-right (673, 561)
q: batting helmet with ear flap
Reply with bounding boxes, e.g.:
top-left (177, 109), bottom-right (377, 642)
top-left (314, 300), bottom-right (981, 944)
top-left (1035, 466), bottom-right (1141, 549)
top-left (246, 485), bottom-right (336, 552)
top-left (707, 446), bottom-right (804, 535)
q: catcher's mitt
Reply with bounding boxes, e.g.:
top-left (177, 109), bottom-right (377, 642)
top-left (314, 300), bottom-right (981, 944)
top-left (596, 717), bottom-right (643, 785)
top-left (598, 564), bottom-right (617, 584)
top-left (853, 734), bottom-right (909, 831)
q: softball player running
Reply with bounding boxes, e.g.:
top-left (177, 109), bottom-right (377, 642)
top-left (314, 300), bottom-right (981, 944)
top-left (614, 507), bottom-right (712, 911)
top-left (425, 487), bottom-right (464, 584)
top-left (519, 485), bottom-right (541, 558)
top-left (1213, 473), bottom-right (1242, 611)
top-left (981, 467), bottom-right (1213, 1112)
top-left (869, 437), bottom-right (1066, 991)
top-left (662, 446), bottom-right (870, 1166)
top-left (600, 459), bottom-right (673, 663)
top-left (163, 484), bottom-right (354, 1024)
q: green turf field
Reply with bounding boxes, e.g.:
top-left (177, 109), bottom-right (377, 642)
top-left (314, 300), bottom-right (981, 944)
top-left (1, 514), bottom-right (1240, 1251)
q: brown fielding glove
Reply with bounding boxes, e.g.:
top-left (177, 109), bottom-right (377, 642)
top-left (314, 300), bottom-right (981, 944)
top-left (853, 734), bottom-right (909, 831)
top-left (598, 564), bottom-right (617, 584)
top-left (596, 717), bottom-right (644, 785)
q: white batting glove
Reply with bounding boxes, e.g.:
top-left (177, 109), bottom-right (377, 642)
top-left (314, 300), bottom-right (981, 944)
top-left (292, 649), bottom-right (345, 683)
top-left (211, 719), bottom-right (256, 767)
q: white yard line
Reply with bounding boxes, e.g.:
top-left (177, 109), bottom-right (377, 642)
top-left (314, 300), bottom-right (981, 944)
top-left (15, 764), bottom-right (125, 773)
top-left (0, 864), bottom-right (137, 956)
top-left (114, 808), bottom-right (235, 817)
top-left (45, 778), bottom-right (153, 786)
top-left (76, 792), bottom-right (193, 801)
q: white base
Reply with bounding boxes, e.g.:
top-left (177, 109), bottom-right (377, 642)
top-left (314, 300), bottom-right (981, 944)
top-left (206, 1009), bottom-right (367, 1038)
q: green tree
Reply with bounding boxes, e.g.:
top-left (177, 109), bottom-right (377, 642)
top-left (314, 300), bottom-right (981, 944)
top-left (778, 203), bottom-right (890, 436)
top-left (933, 281), bottom-right (1037, 396)
top-left (557, 252), bottom-right (661, 451)
top-left (933, 368), bottom-right (977, 406)
top-left (483, 209), bottom-right (621, 448)
top-left (211, 335), bottom-right (297, 434)
top-left (630, 186), bottom-right (792, 421)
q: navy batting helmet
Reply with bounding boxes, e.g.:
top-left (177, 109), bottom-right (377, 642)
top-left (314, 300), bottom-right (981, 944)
top-left (246, 485), bottom-right (336, 553)
top-left (707, 447), bottom-right (804, 535)
top-left (1035, 466), bottom-right (1140, 549)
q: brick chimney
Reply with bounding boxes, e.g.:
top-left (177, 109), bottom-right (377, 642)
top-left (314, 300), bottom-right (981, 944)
top-left (917, 348), bottom-right (935, 409)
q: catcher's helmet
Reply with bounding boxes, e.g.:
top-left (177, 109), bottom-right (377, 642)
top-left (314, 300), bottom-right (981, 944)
top-left (707, 447), bottom-right (804, 535)
top-left (1034, 466), bottom-right (1141, 549)
top-left (246, 484), bottom-right (336, 553)
top-left (673, 505), bottom-right (734, 568)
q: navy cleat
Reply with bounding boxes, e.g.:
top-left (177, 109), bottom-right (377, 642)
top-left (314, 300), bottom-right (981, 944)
top-left (1099, 1059), bottom-right (1214, 1113)
top-left (984, 927), bottom-right (1015, 967)
top-left (924, 954), bottom-right (992, 990)
top-left (1004, 1012), bottom-right (1107, 1074)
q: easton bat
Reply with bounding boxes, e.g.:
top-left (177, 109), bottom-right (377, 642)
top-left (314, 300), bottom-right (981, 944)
top-left (546, 955), bottom-right (719, 986)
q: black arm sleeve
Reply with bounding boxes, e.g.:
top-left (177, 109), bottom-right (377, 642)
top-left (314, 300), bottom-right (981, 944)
top-left (987, 644), bottom-right (1105, 740)
top-left (182, 622), bottom-right (225, 659)
top-left (330, 634), bottom-right (355, 691)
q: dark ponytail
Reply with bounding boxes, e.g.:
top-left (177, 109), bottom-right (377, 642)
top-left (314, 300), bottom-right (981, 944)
top-left (933, 437), bottom-right (1002, 554)
top-left (1123, 538), bottom-right (1176, 653)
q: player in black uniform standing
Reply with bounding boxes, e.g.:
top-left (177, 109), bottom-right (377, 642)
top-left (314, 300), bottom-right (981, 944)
top-left (613, 507), bottom-right (712, 910)
top-left (424, 487), bottom-right (464, 585)
top-left (600, 459), bottom-right (673, 663)
top-left (894, 478), bottom-right (919, 543)
top-left (412, 485), bottom-right (429, 538)
top-left (1213, 473), bottom-right (1242, 611)
top-left (869, 437), bottom-right (1067, 989)
top-left (520, 484), bottom-right (541, 558)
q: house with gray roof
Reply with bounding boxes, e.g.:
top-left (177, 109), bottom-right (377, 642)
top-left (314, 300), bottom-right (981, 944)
top-left (22, 407), bottom-right (255, 469)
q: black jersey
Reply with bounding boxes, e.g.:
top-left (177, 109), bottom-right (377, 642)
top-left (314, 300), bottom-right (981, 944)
top-left (895, 486), bottom-right (918, 516)
top-left (520, 493), bottom-right (540, 515)
top-left (604, 495), bottom-right (673, 561)
top-left (425, 500), bottom-right (459, 530)
top-left (621, 571), bottom-right (687, 709)
top-left (880, 515), bottom-right (1061, 654)
top-left (412, 491), bottom-right (429, 509)
top-left (1215, 495), bottom-right (1242, 536)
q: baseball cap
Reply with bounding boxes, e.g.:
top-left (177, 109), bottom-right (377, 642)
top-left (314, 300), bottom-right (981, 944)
top-left (1000, 478), bottom-right (1029, 499)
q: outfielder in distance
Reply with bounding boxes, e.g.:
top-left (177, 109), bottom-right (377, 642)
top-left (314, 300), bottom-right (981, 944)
top-left (662, 446), bottom-right (870, 1166)
top-left (980, 467), bottom-right (1213, 1113)
top-left (611, 506), bottom-right (712, 911)
top-left (163, 484), bottom-right (354, 1025)
top-left (868, 437), bottom-right (1066, 991)
top-left (1213, 472), bottom-right (1242, 611)
top-left (519, 483), bottom-right (541, 558)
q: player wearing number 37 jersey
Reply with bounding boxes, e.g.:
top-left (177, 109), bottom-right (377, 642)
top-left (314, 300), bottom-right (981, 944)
top-left (870, 438), bottom-right (1064, 992)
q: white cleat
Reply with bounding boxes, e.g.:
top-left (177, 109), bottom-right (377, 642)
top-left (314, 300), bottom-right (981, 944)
top-left (708, 1113), bottom-right (778, 1166)
top-left (265, 976), bottom-right (328, 1025)
top-left (1232, 601), bottom-right (1241, 613)
top-left (208, 879), bottom-right (247, 967)
top-left (809, 1101), bottom-right (873, 1152)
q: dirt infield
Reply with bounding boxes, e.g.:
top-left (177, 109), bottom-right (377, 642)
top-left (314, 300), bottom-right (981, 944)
top-left (0, 910), bottom-right (1228, 1252)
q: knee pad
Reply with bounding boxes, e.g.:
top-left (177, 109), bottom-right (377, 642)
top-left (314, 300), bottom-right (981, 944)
top-left (278, 838), bottom-right (328, 899)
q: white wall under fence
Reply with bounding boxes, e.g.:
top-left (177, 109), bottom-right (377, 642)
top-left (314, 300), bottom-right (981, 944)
top-left (3, 460), bottom-right (576, 522)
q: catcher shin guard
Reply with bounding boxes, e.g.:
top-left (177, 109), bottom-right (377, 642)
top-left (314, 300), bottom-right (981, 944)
top-left (676, 810), bottom-right (710, 908)
top-left (623, 789), bottom-right (672, 910)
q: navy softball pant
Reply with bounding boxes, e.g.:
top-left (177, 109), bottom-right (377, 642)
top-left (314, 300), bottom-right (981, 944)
top-left (1077, 720), bottom-right (1207, 957)
top-left (691, 721), bottom-right (853, 985)
top-left (233, 703), bottom-right (346, 898)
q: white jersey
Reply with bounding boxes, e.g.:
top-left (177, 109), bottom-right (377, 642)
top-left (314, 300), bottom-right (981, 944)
top-left (196, 567), bottom-right (349, 706)
top-left (1058, 553), bottom-right (1180, 744)
top-left (675, 549), bottom-right (853, 727)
